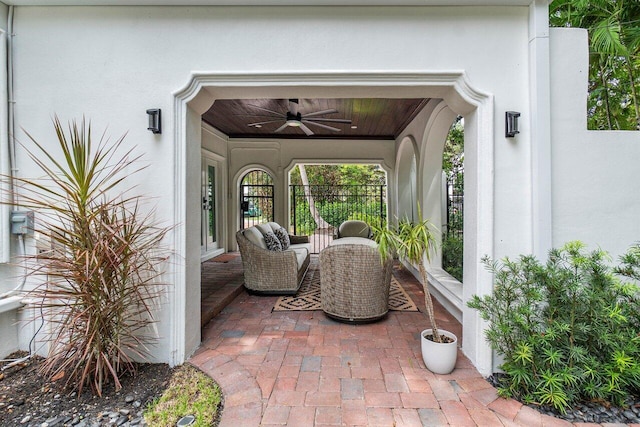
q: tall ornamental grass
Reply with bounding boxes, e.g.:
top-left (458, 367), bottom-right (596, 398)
top-left (13, 117), bottom-right (170, 396)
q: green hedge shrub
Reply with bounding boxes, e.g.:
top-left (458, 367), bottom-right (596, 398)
top-left (468, 241), bottom-right (640, 412)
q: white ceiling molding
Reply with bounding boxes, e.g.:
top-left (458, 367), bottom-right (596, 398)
top-left (3, 0), bottom-right (536, 6)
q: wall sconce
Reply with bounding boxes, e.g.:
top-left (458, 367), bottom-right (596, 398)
top-left (146, 109), bottom-right (161, 134)
top-left (505, 111), bottom-right (520, 138)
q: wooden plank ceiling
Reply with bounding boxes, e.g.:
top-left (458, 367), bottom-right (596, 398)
top-left (202, 98), bottom-right (429, 140)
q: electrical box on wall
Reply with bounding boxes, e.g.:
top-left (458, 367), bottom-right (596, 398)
top-left (10, 210), bottom-right (34, 235)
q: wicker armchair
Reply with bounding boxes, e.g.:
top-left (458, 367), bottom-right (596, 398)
top-left (236, 227), bottom-right (310, 295)
top-left (333, 220), bottom-right (373, 239)
top-left (319, 238), bottom-right (392, 322)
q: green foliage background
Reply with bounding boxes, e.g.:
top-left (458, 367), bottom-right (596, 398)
top-left (290, 164), bottom-right (385, 186)
top-left (550, 0), bottom-right (640, 130)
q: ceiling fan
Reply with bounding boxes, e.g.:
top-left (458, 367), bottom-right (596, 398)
top-left (245, 99), bottom-right (351, 136)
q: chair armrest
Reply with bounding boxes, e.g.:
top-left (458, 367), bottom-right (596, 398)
top-left (289, 235), bottom-right (309, 244)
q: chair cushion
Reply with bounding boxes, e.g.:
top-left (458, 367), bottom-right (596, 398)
top-left (338, 220), bottom-right (371, 238)
top-left (274, 227), bottom-right (291, 250)
top-left (243, 227), bottom-right (267, 249)
top-left (289, 242), bottom-right (312, 253)
top-left (291, 247), bottom-right (309, 269)
top-left (330, 236), bottom-right (378, 248)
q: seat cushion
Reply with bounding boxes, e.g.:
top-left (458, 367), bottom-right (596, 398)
top-left (330, 236), bottom-right (378, 248)
top-left (291, 247), bottom-right (309, 270)
top-left (289, 242), bottom-right (312, 254)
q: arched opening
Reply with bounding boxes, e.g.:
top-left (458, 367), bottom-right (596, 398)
top-left (396, 137), bottom-right (418, 223)
top-left (239, 169), bottom-right (275, 229)
top-left (442, 116), bottom-right (464, 282)
top-left (288, 163), bottom-right (387, 253)
top-left (173, 72), bottom-right (495, 376)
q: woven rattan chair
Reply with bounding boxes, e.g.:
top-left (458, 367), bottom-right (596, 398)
top-left (236, 229), bottom-right (310, 295)
top-left (319, 239), bottom-right (392, 322)
top-left (334, 220), bottom-right (373, 239)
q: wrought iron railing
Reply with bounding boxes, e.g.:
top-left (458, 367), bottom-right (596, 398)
top-left (290, 184), bottom-right (386, 253)
top-left (443, 173), bottom-right (463, 281)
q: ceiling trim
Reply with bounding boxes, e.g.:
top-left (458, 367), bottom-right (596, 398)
top-left (177, 70), bottom-right (490, 116)
top-left (4, 1), bottom-right (535, 6)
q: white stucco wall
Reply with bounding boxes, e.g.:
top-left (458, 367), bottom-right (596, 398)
top-left (550, 28), bottom-right (640, 260)
top-left (3, 4), bottom-right (537, 367)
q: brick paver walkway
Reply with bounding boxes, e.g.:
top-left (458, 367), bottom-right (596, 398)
top-left (193, 254), bottom-right (639, 427)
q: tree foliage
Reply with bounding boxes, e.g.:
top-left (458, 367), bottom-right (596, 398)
top-left (550, 0), bottom-right (640, 130)
top-left (442, 116), bottom-right (464, 177)
top-left (290, 164), bottom-right (385, 186)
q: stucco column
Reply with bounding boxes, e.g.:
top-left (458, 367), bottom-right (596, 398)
top-left (529, 0), bottom-right (553, 259)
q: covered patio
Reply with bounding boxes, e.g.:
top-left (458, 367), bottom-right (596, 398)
top-left (193, 254), bottom-right (574, 427)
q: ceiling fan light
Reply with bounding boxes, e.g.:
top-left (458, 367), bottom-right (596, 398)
top-left (286, 119), bottom-right (301, 127)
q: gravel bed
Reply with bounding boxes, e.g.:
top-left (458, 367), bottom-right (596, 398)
top-left (488, 374), bottom-right (640, 425)
top-left (0, 352), bottom-right (173, 427)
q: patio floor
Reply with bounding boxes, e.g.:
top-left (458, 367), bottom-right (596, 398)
top-left (192, 253), bottom-right (633, 427)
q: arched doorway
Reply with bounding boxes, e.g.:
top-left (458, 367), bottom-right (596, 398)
top-left (239, 169), bottom-right (275, 229)
top-left (201, 150), bottom-right (227, 262)
top-left (173, 72), bottom-right (494, 376)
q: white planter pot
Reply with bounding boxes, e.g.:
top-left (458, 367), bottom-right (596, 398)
top-left (421, 328), bottom-right (458, 374)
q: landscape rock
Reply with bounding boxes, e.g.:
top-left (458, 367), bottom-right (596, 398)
top-left (0, 352), bottom-right (172, 427)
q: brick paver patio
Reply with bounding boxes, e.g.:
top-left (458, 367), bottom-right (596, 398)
top-left (193, 254), bottom-right (640, 427)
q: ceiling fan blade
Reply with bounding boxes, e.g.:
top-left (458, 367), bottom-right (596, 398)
top-left (299, 123), bottom-right (315, 136)
top-left (247, 119), bottom-right (283, 127)
top-left (247, 104), bottom-right (285, 116)
top-left (289, 99), bottom-right (299, 115)
top-left (302, 120), bottom-right (341, 132)
top-left (274, 123), bottom-right (289, 133)
top-left (304, 118), bottom-right (352, 124)
top-left (303, 109), bottom-right (339, 118)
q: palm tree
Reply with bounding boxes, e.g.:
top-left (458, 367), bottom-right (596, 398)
top-left (372, 205), bottom-right (441, 342)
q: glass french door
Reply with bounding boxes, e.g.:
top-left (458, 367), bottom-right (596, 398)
top-left (201, 156), bottom-right (222, 260)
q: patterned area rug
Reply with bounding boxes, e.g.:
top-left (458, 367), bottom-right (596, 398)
top-left (273, 263), bottom-right (418, 312)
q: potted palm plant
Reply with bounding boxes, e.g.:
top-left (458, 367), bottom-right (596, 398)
top-left (372, 207), bottom-right (458, 374)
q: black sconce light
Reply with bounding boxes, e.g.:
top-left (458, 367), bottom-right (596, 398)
top-left (505, 111), bottom-right (520, 138)
top-left (146, 109), bottom-right (161, 134)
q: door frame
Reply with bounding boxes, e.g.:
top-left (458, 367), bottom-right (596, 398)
top-left (201, 149), bottom-right (226, 262)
